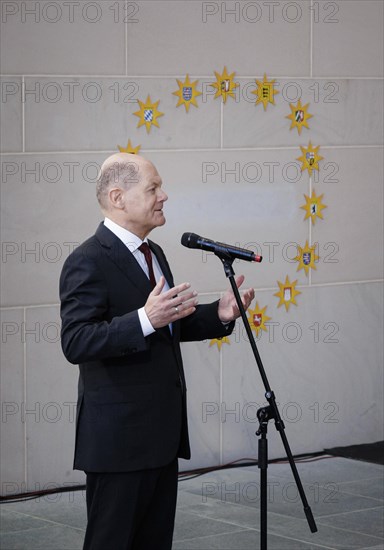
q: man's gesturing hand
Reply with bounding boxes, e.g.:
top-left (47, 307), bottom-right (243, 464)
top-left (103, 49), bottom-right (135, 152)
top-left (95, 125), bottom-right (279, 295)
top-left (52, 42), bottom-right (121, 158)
top-left (144, 276), bottom-right (199, 329)
top-left (218, 275), bottom-right (255, 323)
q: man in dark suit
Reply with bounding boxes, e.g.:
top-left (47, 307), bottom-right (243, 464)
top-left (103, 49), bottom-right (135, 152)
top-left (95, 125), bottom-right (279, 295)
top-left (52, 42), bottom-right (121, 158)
top-left (60, 153), bottom-right (254, 550)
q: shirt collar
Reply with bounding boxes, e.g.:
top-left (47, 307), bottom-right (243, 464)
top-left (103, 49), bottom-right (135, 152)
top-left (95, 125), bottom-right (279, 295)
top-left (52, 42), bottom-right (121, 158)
top-left (103, 217), bottom-right (147, 253)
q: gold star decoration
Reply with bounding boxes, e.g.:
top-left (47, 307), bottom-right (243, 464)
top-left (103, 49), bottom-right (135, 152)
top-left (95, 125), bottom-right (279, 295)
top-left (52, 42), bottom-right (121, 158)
top-left (295, 240), bottom-right (319, 276)
top-left (172, 74), bottom-right (202, 112)
top-left (133, 95), bottom-right (164, 133)
top-left (300, 190), bottom-right (327, 224)
top-left (252, 73), bottom-right (279, 111)
top-left (210, 66), bottom-right (239, 104)
top-left (209, 337), bottom-right (230, 350)
top-left (274, 276), bottom-right (301, 312)
top-left (297, 141), bottom-right (324, 176)
top-left (247, 302), bottom-right (271, 336)
top-left (118, 139), bottom-right (141, 154)
top-left (286, 100), bottom-right (313, 135)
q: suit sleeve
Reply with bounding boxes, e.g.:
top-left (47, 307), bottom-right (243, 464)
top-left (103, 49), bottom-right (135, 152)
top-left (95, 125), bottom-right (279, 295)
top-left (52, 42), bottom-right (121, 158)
top-left (60, 252), bottom-right (147, 365)
top-left (179, 301), bottom-right (235, 343)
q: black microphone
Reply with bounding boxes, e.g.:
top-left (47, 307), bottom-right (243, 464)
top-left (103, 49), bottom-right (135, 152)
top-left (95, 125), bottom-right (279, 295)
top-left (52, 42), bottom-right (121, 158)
top-left (181, 232), bottom-right (262, 263)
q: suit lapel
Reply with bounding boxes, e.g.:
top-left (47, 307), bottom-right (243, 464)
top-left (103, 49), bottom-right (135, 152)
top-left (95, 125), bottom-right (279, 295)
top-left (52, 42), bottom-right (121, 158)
top-left (95, 223), bottom-right (151, 298)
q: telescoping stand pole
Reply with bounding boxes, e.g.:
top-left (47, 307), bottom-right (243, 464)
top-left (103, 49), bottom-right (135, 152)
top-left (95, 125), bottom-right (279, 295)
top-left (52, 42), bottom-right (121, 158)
top-left (219, 255), bottom-right (317, 550)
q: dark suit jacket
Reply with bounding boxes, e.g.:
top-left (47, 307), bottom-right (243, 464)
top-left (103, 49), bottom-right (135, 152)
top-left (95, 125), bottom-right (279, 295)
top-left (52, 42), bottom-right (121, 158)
top-left (60, 223), bottom-right (234, 473)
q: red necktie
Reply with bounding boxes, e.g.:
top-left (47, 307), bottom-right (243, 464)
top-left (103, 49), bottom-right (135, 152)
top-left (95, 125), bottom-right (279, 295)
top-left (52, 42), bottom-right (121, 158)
top-left (139, 243), bottom-right (156, 288)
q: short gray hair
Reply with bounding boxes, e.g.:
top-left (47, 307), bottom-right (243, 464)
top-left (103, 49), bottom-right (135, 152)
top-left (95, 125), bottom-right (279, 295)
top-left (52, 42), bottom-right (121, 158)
top-left (96, 161), bottom-right (140, 208)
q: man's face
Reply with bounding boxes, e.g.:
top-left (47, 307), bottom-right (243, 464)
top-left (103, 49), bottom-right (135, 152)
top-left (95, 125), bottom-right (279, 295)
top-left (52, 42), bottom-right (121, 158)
top-left (120, 160), bottom-right (168, 239)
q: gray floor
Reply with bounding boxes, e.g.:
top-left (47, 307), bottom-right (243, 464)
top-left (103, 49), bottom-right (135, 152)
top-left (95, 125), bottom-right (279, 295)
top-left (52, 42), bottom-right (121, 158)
top-left (1, 456), bottom-right (383, 549)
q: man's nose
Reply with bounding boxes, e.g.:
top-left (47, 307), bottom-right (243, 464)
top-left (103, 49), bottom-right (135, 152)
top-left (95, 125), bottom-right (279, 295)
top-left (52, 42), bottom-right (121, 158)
top-left (159, 189), bottom-right (168, 202)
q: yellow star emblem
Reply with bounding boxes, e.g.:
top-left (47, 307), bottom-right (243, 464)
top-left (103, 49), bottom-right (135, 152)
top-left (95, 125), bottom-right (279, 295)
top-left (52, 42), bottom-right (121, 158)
top-left (300, 190), bottom-right (327, 225)
top-left (247, 302), bottom-right (271, 336)
top-left (297, 141), bottom-right (324, 176)
top-left (286, 100), bottom-right (313, 135)
top-left (172, 74), bottom-right (202, 112)
top-left (295, 240), bottom-right (319, 276)
top-left (252, 73), bottom-right (279, 111)
top-left (210, 66), bottom-right (239, 104)
top-left (117, 139), bottom-right (141, 154)
top-left (209, 337), bottom-right (230, 350)
top-left (274, 276), bottom-right (301, 312)
top-left (133, 95), bottom-right (164, 134)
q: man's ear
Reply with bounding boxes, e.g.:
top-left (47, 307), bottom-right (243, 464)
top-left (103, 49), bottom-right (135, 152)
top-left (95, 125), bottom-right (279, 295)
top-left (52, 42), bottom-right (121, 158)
top-left (108, 187), bottom-right (125, 209)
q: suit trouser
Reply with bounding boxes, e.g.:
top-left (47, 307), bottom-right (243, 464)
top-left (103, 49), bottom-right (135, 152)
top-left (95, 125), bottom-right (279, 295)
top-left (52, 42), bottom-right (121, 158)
top-left (83, 459), bottom-right (178, 550)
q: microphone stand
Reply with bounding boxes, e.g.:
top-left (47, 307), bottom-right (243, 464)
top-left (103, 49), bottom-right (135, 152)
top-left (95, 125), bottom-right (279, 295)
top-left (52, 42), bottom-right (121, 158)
top-left (218, 254), bottom-right (317, 550)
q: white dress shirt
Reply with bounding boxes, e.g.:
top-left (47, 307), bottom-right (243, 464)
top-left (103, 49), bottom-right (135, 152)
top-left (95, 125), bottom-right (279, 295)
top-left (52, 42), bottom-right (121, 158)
top-left (104, 218), bottom-right (170, 337)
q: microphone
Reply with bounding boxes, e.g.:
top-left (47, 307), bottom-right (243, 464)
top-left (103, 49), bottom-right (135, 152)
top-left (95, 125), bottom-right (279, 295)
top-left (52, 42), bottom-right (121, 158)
top-left (181, 232), bottom-right (262, 263)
